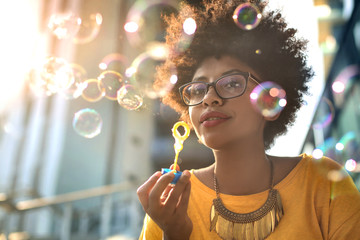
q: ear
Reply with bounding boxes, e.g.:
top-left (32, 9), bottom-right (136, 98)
top-left (264, 112), bottom-right (281, 121)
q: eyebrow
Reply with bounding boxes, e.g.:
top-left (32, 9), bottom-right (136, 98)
top-left (192, 69), bottom-right (243, 82)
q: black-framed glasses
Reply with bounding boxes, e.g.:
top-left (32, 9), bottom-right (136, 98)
top-left (179, 72), bottom-right (261, 106)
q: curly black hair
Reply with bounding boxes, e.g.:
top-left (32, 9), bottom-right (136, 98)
top-left (155, 0), bottom-right (314, 150)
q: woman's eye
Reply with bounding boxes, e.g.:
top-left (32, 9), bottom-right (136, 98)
top-left (224, 80), bottom-right (241, 89)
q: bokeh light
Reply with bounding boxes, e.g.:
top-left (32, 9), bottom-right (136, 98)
top-left (73, 13), bottom-right (103, 44)
top-left (124, 21), bottom-right (139, 33)
top-left (48, 12), bottom-right (81, 39)
top-left (97, 70), bottom-right (124, 100)
top-left (233, 3), bottom-right (262, 30)
top-left (81, 79), bottom-right (105, 102)
top-left (345, 159), bottom-right (357, 172)
top-left (117, 84), bottom-right (143, 110)
top-left (73, 108), bottom-right (102, 138)
top-left (183, 18), bottom-right (197, 35)
top-left (250, 81), bottom-right (287, 118)
top-left (312, 148), bottom-right (324, 159)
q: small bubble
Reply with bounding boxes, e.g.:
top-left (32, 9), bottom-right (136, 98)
top-left (81, 79), bottom-right (105, 102)
top-left (117, 84), bottom-right (143, 110)
top-left (73, 13), bottom-right (103, 44)
top-left (48, 13), bottom-right (81, 39)
top-left (98, 70), bottom-right (124, 100)
top-left (73, 108), bottom-right (102, 138)
top-left (255, 49), bottom-right (262, 55)
top-left (233, 3), bottom-right (262, 30)
top-left (128, 52), bottom-right (177, 99)
top-left (250, 81), bottom-right (286, 118)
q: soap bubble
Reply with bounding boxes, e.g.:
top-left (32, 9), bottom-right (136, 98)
top-left (117, 84), bottom-right (143, 110)
top-left (59, 64), bottom-right (87, 99)
top-left (98, 53), bottom-right (129, 73)
top-left (28, 56), bottom-right (74, 96)
top-left (125, 0), bottom-right (178, 47)
top-left (312, 97), bottom-right (335, 130)
top-left (233, 3), bottom-right (262, 30)
top-left (73, 108), bottom-right (102, 138)
top-left (127, 50), bottom-right (177, 99)
top-left (81, 79), bottom-right (105, 102)
top-left (250, 81), bottom-right (287, 118)
top-left (48, 12), bottom-right (81, 39)
top-left (98, 70), bottom-right (124, 100)
top-left (73, 13), bottom-right (103, 44)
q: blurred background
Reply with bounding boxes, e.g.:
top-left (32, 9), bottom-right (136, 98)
top-left (0, 0), bottom-right (359, 239)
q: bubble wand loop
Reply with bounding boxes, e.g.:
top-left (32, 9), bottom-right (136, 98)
top-left (172, 121), bottom-right (190, 173)
top-left (161, 121), bottom-right (190, 184)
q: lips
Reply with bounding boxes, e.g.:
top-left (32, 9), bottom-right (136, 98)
top-left (200, 111), bottom-right (230, 127)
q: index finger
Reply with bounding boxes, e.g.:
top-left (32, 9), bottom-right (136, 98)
top-left (137, 171), bottom-right (162, 209)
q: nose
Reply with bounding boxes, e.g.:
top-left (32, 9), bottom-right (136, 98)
top-left (202, 86), bottom-right (223, 106)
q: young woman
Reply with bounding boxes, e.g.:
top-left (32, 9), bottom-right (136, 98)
top-left (137, 1), bottom-right (360, 239)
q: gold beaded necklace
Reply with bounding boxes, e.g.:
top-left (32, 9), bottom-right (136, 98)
top-left (210, 157), bottom-right (284, 240)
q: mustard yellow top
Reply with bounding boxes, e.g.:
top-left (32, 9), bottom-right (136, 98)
top-left (139, 154), bottom-right (360, 239)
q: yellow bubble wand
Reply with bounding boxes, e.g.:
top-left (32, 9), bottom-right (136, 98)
top-left (172, 121), bottom-right (190, 172)
top-left (161, 121), bottom-right (190, 184)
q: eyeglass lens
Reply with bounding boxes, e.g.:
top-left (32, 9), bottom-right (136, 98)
top-left (182, 74), bottom-right (247, 105)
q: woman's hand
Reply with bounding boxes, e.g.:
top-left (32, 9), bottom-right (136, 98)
top-left (137, 169), bottom-right (192, 240)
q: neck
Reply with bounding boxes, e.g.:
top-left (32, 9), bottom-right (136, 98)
top-left (212, 141), bottom-right (271, 195)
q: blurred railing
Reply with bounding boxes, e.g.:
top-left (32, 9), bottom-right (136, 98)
top-left (0, 180), bottom-right (144, 240)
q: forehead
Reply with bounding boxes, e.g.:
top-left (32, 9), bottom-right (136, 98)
top-left (193, 55), bottom-right (258, 80)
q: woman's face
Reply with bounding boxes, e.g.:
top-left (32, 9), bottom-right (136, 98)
top-left (188, 55), bottom-right (267, 150)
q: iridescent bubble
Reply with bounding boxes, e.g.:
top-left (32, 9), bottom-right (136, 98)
top-left (28, 56), bottom-right (74, 96)
top-left (117, 84), bottom-right (143, 110)
top-left (48, 12), bottom-right (81, 39)
top-left (73, 13), bottom-right (103, 44)
top-left (125, 0), bottom-right (178, 47)
top-left (127, 51), bottom-right (177, 99)
top-left (250, 81), bottom-right (287, 118)
top-left (255, 49), bottom-right (262, 55)
top-left (59, 64), bottom-right (87, 99)
top-left (98, 53), bottom-right (129, 73)
top-left (73, 108), bottom-right (102, 138)
top-left (81, 79), bottom-right (105, 102)
top-left (233, 3), bottom-right (262, 30)
top-left (97, 70), bottom-right (124, 100)
top-left (312, 97), bottom-right (335, 130)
